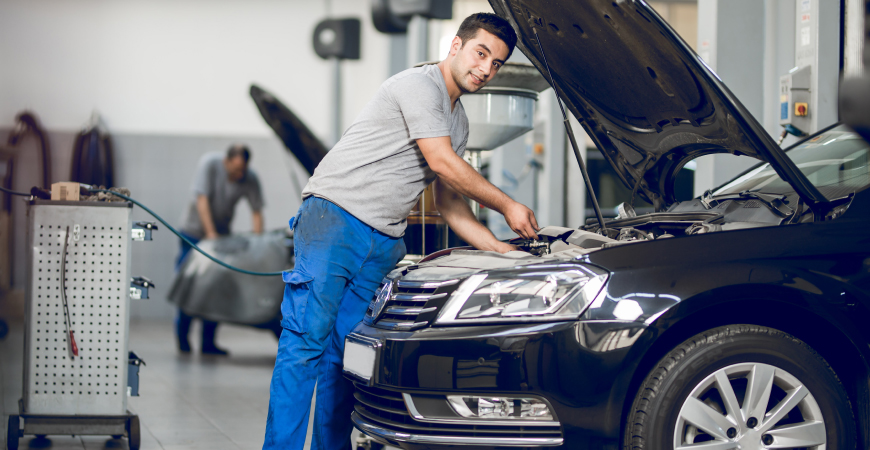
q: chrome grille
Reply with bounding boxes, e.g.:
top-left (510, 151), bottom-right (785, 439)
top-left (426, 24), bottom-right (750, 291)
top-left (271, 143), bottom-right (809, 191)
top-left (365, 279), bottom-right (459, 331)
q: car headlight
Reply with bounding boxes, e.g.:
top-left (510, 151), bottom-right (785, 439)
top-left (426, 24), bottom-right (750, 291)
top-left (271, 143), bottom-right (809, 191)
top-left (435, 263), bottom-right (608, 324)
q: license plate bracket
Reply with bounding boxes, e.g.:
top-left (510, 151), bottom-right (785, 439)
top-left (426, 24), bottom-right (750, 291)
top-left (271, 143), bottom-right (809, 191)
top-left (343, 334), bottom-right (382, 385)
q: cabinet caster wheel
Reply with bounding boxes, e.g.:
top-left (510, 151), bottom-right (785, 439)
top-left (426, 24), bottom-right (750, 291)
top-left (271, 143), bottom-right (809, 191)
top-left (126, 416), bottom-right (140, 450)
top-left (6, 415), bottom-right (20, 450)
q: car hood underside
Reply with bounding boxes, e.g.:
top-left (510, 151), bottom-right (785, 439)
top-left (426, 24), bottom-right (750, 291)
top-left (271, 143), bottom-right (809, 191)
top-left (488, 0), bottom-right (810, 209)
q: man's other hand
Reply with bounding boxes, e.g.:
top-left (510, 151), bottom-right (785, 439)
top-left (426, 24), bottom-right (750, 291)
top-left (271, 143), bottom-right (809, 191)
top-left (205, 231), bottom-right (219, 240)
top-left (504, 201), bottom-right (540, 240)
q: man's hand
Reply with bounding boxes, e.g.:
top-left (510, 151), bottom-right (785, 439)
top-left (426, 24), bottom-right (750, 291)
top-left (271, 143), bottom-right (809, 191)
top-left (503, 201), bottom-right (540, 240)
top-left (204, 231), bottom-right (219, 240)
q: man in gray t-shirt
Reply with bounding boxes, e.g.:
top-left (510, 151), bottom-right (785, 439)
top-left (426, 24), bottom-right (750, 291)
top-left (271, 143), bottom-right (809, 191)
top-left (181, 149), bottom-right (264, 240)
top-left (302, 63), bottom-right (470, 237)
top-left (264, 13), bottom-right (539, 449)
top-left (176, 145), bottom-right (264, 355)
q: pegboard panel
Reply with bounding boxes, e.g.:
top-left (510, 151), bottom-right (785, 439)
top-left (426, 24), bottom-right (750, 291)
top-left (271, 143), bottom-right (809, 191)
top-left (23, 202), bottom-right (133, 415)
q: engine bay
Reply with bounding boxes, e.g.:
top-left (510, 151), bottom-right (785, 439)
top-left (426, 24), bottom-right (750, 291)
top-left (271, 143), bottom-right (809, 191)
top-left (420, 192), bottom-right (826, 263)
top-left (509, 197), bottom-right (805, 257)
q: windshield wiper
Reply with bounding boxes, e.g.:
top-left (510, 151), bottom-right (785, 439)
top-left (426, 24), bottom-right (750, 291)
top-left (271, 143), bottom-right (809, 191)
top-left (703, 190), bottom-right (794, 217)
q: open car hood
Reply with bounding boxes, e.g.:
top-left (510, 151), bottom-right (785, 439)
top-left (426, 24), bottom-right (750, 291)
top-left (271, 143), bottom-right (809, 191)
top-left (250, 84), bottom-right (328, 175)
top-left (489, 0), bottom-right (828, 210)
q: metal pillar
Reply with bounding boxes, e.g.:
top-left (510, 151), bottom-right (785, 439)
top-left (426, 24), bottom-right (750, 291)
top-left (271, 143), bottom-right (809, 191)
top-left (332, 58), bottom-right (342, 147)
top-left (389, 34), bottom-right (409, 76)
top-left (843, 0), bottom-right (865, 77)
top-left (695, 0), bottom-right (765, 196)
top-left (406, 15), bottom-right (429, 66)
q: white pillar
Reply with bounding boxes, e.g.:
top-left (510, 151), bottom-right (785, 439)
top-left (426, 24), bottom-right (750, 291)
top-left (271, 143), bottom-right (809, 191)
top-left (695, 0), bottom-right (770, 196)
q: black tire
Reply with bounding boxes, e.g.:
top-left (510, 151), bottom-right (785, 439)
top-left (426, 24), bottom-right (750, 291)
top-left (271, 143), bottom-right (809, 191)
top-left (126, 416), bottom-right (140, 450)
top-left (6, 415), bottom-right (19, 450)
top-left (624, 325), bottom-right (856, 450)
top-left (111, 435), bottom-right (122, 440)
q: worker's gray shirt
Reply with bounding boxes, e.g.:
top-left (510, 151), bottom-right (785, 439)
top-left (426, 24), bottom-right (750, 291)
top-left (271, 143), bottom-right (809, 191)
top-left (302, 64), bottom-right (468, 238)
top-left (181, 152), bottom-right (264, 239)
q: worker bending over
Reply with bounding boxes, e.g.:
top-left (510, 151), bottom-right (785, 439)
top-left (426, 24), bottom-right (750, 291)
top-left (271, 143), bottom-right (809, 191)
top-left (263, 13), bottom-right (538, 448)
top-left (177, 144), bottom-right (264, 355)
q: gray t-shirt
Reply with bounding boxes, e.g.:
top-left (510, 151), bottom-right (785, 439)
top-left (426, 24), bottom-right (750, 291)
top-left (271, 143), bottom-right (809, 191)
top-left (181, 152), bottom-right (264, 239)
top-left (302, 64), bottom-right (468, 237)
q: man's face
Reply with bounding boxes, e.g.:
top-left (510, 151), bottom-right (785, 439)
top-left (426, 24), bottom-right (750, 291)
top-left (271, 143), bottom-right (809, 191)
top-left (448, 29), bottom-right (510, 94)
top-left (224, 155), bottom-right (248, 182)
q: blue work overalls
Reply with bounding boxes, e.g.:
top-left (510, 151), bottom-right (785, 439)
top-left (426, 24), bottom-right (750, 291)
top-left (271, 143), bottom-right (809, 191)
top-left (263, 197), bottom-right (405, 450)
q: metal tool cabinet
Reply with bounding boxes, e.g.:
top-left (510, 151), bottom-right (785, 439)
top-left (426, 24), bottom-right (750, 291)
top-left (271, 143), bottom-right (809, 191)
top-left (7, 200), bottom-right (144, 450)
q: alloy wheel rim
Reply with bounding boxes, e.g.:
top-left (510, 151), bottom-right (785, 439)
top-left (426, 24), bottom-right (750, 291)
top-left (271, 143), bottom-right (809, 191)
top-left (673, 362), bottom-right (826, 450)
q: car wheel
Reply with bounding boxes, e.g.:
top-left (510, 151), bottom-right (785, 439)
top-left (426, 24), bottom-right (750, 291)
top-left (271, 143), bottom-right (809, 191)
top-left (624, 324), bottom-right (856, 450)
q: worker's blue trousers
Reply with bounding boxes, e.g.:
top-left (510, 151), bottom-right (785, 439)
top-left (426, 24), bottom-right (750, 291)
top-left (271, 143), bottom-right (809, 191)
top-left (263, 197), bottom-right (405, 450)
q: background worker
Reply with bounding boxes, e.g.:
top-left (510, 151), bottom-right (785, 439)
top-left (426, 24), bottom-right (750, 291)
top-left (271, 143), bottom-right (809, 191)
top-left (263, 13), bottom-right (537, 449)
top-left (177, 144), bottom-right (265, 355)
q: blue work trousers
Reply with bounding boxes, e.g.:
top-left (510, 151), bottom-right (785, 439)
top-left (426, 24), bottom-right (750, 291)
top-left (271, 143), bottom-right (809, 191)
top-left (263, 197), bottom-right (405, 450)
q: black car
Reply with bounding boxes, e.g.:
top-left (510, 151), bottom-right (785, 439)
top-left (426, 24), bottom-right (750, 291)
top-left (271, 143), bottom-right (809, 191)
top-left (342, 1), bottom-right (870, 449)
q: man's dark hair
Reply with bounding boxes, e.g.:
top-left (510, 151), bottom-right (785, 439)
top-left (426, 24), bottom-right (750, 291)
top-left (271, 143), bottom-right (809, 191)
top-left (226, 144), bottom-right (251, 162)
top-left (456, 13), bottom-right (517, 61)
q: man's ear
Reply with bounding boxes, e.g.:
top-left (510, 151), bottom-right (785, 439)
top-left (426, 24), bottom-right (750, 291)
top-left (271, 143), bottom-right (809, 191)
top-left (449, 36), bottom-right (463, 56)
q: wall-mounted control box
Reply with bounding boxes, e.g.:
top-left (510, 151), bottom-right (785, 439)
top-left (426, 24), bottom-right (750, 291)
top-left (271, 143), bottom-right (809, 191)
top-left (779, 65), bottom-right (811, 131)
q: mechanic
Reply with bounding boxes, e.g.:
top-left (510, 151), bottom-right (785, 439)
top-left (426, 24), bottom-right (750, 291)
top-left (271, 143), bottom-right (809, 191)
top-left (263, 13), bottom-right (539, 449)
top-left (176, 144), bottom-right (264, 355)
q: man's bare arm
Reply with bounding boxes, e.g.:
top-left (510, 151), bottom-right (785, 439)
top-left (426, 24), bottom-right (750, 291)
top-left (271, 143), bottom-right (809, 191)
top-left (418, 136), bottom-right (539, 239)
top-left (196, 195), bottom-right (219, 239)
top-left (252, 210), bottom-right (264, 234)
top-left (434, 178), bottom-right (514, 253)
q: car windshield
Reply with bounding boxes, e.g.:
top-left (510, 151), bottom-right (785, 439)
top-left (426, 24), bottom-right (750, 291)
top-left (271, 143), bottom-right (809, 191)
top-left (713, 125), bottom-right (870, 200)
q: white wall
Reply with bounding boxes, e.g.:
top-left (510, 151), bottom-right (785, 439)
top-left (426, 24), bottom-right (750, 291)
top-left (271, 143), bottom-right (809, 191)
top-left (0, 0), bottom-right (396, 320)
top-left (0, 0), bottom-right (390, 139)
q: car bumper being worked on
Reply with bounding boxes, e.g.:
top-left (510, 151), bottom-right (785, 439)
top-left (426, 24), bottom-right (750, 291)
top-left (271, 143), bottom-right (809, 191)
top-left (343, 320), bottom-right (649, 448)
top-left (351, 410), bottom-right (564, 447)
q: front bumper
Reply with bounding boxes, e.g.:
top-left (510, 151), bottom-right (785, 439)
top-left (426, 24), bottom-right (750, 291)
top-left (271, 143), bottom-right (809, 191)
top-left (352, 410), bottom-right (564, 447)
top-left (345, 319), bottom-right (648, 448)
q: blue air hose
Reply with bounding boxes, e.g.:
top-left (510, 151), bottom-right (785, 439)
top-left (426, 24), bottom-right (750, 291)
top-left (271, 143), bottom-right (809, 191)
top-left (89, 188), bottom-right (284, 277)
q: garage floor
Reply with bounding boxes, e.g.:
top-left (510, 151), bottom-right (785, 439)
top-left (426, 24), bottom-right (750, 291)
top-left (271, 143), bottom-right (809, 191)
top-left (1, 310), bottom-right (375, 450)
